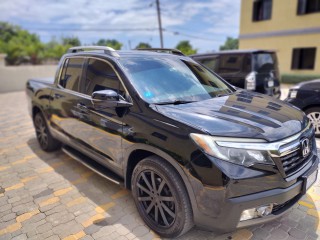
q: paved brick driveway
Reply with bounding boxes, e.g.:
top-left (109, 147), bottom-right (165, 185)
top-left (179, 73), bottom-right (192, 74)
top-left (0, 91), bottom-right (320, 240)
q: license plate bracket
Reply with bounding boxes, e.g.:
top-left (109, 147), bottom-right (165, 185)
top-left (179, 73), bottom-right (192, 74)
top-left (302, 169), bottom-right (318, 194)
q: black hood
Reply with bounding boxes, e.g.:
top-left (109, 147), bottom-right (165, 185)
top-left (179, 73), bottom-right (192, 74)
top-left (154, 91), bottom-right (308, 142)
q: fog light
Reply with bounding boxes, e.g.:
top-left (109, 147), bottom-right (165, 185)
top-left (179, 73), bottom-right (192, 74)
top-left (240, 204), bottom-right (273, 221)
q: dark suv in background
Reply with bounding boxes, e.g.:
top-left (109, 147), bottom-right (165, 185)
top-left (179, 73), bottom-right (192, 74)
top-left (191, 50), bottom-right (281, 98)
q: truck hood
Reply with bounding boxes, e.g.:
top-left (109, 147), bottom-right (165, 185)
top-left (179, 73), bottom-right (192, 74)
top-left (154, 91), bottom-right (308, 142)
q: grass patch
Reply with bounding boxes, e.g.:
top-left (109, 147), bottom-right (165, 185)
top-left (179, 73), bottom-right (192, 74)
top-left (281, 74), bottom-right (320, 84)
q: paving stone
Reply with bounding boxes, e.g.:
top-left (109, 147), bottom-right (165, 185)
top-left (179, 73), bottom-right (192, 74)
top-left (10, 229), bottom-right (23, 238)
top-left (92, 226), bottom-right (116, 239)
top-left (23, 213), bottom-right (46, 225)
top-left (132, 225), bottom-right (149, 237)
top-left (12, 196), bottom-right (34, 207)
top-left (52, 220), bottom-right (84, 238)
top-left (80, 236), bottom-right (94, 240)
top-left (36, 222), bottom-right (52, 234)
top-left (270, 228), bottom-right (290, 240)
top-left (253, 228), bottom-right (271, 239)
top-left (0, 203), bottom-right (12, 213)
top-left (11, 233), bottom-right (28, 240)
top-left (0, 233), bottom-right (12, 240)
top-left (289, 228), bottom-right (307, 239)
top-left (39, 201), bottom-right (60, 213)
top-left (45, 235), bottom-right (60, 240)
top-left (8, 196), bottom-right (22, 204)
top-left (2, 212), bottom-right (16, 222)
top-left (33, 189), bottom-right (53, 199)
top-left (84, 223), bottom-right (103, 235)
top-left (42, 204), bottom-right (66, 216)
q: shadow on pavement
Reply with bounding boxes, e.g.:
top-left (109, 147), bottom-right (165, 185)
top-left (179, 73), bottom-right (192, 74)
top-left (27, 137), bottom-right (320, 240)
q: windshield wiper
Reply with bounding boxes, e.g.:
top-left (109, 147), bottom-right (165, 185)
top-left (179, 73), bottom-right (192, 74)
top-left (155, 100), bottom-right (196, 105)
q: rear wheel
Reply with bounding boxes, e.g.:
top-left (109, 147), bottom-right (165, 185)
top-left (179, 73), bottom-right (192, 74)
top-left (33, 112), bottom-right (61, 151)
top-left (131, 156), bottom-right (193, 238)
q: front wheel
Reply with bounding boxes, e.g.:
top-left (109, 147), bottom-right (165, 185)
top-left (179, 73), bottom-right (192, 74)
top-left (305, 107), bottom-right (320, 138)
top-left (131, 156), bottom-right (194, 238)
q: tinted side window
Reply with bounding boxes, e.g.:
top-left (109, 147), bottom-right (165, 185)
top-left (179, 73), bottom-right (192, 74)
top-left (198, 57), bottom-right (218, 72)
top-left (59, 58), bottom-right (83, 91)
top-left (217, 54), bottom-right (245, 74)
top-left (84, 59), bottom-right (121, 96)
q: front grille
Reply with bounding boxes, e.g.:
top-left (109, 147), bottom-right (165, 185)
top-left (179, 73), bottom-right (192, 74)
top-left (280, 139), bottom-right (313, 175)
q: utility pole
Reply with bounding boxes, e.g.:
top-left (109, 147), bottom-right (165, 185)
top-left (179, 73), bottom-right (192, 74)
top-left (156, 0), bottom-right (164, 48)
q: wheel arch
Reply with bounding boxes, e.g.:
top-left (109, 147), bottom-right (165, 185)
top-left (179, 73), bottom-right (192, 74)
top-left (32, 105), bottom-right (42, 119)
top-left (302, 104), bottom-right (320, 112)
top-left (124, 144), bottom-right (198, 216)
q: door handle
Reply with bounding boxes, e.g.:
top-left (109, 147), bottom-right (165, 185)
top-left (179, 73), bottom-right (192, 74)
top-left (77, 103), bottom-right (88, 110)
top-left (54, 93), bottom-right (64, 99)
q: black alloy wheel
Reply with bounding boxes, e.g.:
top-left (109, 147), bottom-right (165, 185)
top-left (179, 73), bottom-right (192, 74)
top-left (137, 170), bottom-right (176, 227)
top-left (33, 112), bottom-right (61, 151)
top-left (34, 113), bottom-right (49, 149)
top-left (132, 156), bottom-right (193, 238)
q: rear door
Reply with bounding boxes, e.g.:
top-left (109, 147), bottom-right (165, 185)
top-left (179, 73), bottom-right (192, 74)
top-left (49, 57), bottom-right (87, 140)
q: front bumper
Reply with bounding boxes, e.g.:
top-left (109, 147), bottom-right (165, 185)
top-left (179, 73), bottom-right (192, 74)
top-left (192, 155), bottom-right (319, 233)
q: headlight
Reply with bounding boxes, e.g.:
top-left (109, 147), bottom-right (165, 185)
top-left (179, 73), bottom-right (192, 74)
top-left (289, 89), bottom-right (298, 98)
top-left (190, 133), bottom-right (274, 167)
top-left (245, 71), bottom-right (256, 91)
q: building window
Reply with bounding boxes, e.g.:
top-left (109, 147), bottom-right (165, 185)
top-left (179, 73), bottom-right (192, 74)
top-left (297, 0), bottom-right (320, 15)
top-left (291, 48), bottom-right (317, 70)
top-left (252, 0), bottom-right (272, 21)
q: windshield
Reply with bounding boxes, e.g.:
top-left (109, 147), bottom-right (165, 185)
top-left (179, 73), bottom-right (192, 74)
top-left (119, 57), bottom-right (234, 104)
top-left (253, 53), bottom-right (277, 73)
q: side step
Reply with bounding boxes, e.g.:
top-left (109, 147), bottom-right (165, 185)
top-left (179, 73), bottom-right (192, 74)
top-left (62, 146), bottom-right (124, 186)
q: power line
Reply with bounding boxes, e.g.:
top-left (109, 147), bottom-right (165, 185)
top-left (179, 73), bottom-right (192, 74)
top-left (165, 29), bottom-right (219, 41)
top-left (24, 27), bottom-right (159, 32)
top-left (23, 26), bottom-right (218, 42)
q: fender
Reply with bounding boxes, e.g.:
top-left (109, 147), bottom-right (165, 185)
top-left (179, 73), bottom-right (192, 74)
top-left (123, 143), bottom-right (200, 218)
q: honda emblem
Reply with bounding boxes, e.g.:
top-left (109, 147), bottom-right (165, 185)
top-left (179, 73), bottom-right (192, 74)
top-left (301, 138), bottom-right (310, 157)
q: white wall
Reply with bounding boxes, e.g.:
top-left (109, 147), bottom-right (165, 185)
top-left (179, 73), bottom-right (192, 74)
top-left (0, 65), bottom-right (57, 93)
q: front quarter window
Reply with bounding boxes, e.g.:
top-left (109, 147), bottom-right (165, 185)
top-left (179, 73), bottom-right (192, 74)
top-left (119, 57), bottom-right (234, 104)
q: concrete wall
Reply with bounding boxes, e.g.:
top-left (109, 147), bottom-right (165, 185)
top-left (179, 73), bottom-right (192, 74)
top-left (0, 65), bottom-right (57, 93)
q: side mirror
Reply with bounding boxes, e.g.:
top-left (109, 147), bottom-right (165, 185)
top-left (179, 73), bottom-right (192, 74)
top-left (92, 89), bottom-right (119, 101)
top-left (91, 90), bottom-right (132, 109)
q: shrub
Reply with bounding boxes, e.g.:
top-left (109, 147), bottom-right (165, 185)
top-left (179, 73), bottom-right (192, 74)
top-left (281, 74), bottom-right (320, 84)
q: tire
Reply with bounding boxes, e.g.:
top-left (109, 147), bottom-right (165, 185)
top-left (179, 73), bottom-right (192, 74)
top-left (33, 112), bottom-right (61, 151)
top-left (131, 156), bottom-right (194, 238)
top-left (305, 107), bottom-right (320, 138)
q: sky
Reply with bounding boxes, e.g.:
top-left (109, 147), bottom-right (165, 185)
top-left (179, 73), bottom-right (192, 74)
top-left (0, 0), bottom-right (241, 53)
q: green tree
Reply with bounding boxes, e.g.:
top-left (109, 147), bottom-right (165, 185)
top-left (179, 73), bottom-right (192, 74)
top-left (175, 40), bottom-right (197, 55)
top-left (95, 39), bottom-right (123, 50)
top-left (135, 42), bottom-right (152, 49)
top-left (0, 22), bottom-right (43, 65)
top-left (219, 37), bottom-right (238, 50)
top-left (62, 37), bottom-right (81, 47)
top-left (41, 38), bottom-right (70, 60)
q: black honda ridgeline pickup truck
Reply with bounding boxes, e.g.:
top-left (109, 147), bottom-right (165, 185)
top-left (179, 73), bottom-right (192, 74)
top-left (26, 46), bottom-right (319, 238)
